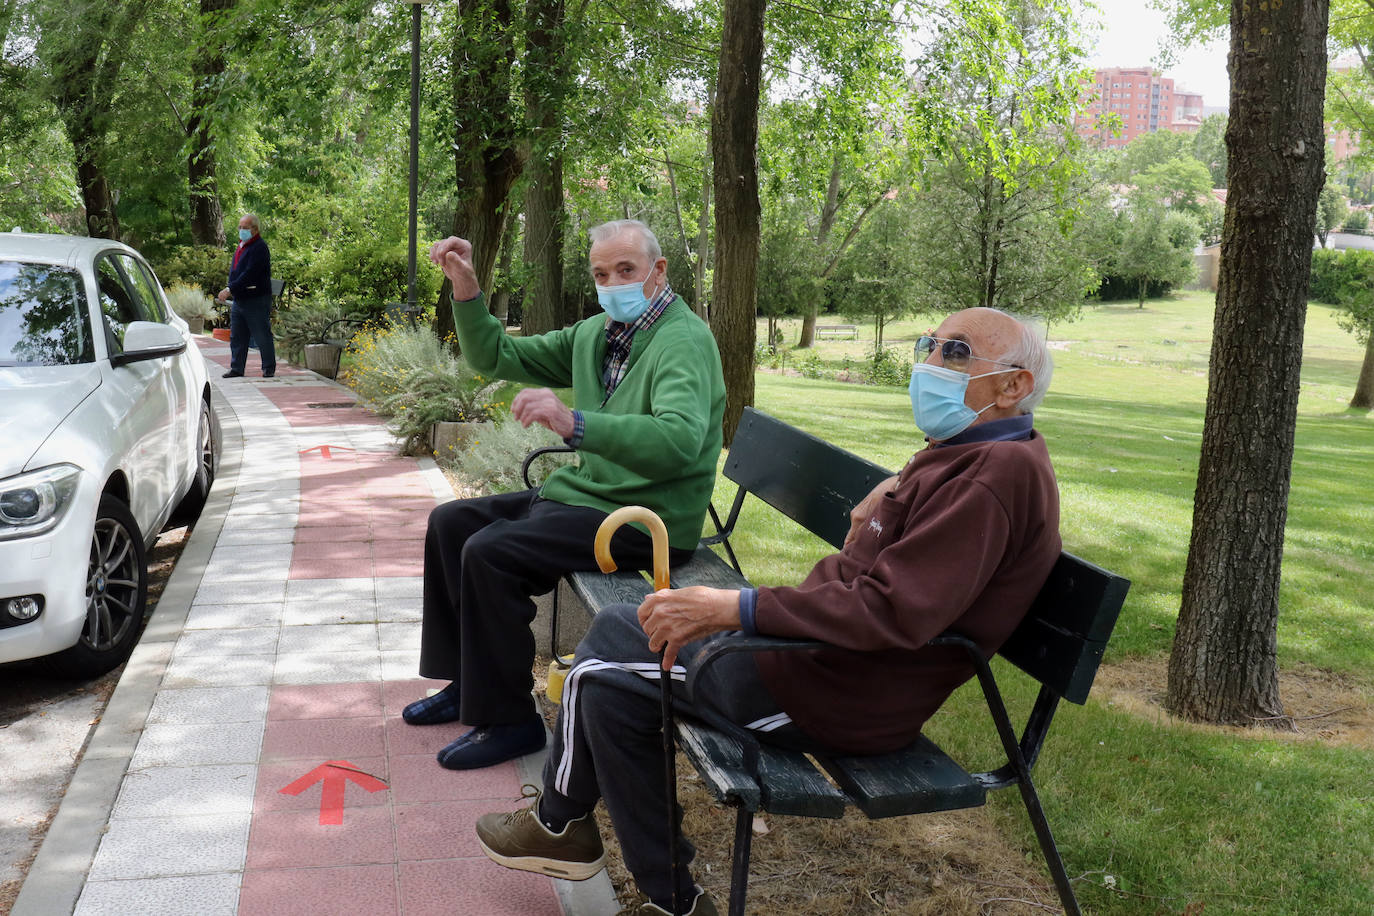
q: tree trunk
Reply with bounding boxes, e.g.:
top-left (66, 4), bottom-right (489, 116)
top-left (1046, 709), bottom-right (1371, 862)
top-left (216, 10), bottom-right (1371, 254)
top-left (187, 0), bottom-right (233, 248)
top-left (1165, 0), bottom-right (1329, 724)
top-left (694, 106), bottom-right (713, 320)
top-left (1138, 277), bottom-right (1146, 307)
top-left (710, 0), bottom-right (766, 446)
top-left (1351, 331), bottom-right (1374, 408)
top-left (434, 0), bottom-right (525, 346)
top-left (42, 0), bottom-right (152, 240)
top-left (798, 154), bottom-right (844, 349)
top-left (490, 215), bottom-right (518, 323)
top-left (519, 0), bottom-right (566, 336)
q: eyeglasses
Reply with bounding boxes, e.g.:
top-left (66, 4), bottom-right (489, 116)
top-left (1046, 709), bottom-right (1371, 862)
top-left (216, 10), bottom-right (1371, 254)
top-left (915, 335), bottom-right (1021, 373)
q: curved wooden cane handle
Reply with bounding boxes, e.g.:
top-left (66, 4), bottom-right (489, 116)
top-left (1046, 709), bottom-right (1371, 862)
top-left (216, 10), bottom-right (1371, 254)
top-left (594, 506), bottom-right (670, 592)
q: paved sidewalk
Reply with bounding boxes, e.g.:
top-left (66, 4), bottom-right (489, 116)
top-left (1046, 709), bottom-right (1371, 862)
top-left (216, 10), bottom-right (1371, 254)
top-left (13, 338), bottom-right (617, 916)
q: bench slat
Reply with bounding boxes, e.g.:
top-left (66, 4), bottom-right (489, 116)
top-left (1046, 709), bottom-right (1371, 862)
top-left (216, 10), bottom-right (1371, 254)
top-left (677, 721), bottom-right (846, 818)
top-left (999, 553), bottom-right (1130, 704)
top-left (725, 409), bottom-right (892, 550)
top-left (816, 736), bottom-right (987, 820)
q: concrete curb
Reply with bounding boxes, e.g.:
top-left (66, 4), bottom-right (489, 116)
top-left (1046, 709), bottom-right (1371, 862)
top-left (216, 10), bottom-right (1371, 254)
top-left (11, 382), bottom-right (244, 916)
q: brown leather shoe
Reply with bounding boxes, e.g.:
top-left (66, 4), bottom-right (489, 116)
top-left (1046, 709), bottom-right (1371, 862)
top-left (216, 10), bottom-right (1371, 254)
top-left (476, 787), bottom-right (606, 881)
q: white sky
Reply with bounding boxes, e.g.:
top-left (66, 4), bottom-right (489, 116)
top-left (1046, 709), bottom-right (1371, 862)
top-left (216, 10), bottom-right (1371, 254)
top-left (1081, 0), bottom-right (1231, 110)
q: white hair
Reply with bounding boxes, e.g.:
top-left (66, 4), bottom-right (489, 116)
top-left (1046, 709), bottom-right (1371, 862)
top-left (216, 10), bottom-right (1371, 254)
top-left (242, 213), bottom-right (261, 233)
top-left (588, 219), bottom-right (662, 262)
top-left (989, 309), bottom-right (1054, 413)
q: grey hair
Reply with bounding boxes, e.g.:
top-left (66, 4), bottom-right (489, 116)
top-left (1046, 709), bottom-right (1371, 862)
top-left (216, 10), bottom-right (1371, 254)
top-left (242, 213), bottom-right (261, 233)
top-left (989, 309), bottom-right (1053, 413)
top-left (588, 219), bottom-right (662, 262)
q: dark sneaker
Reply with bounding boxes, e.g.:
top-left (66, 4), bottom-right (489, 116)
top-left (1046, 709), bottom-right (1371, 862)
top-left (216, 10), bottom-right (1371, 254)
top-left (476, 788), bottom-right (606, 881)
top-left (222, 370), bottom-right (244, 378)
top-left (636, 888), bottom-right (719, 915)
top-left (437, 717), bottom-right (545, 770)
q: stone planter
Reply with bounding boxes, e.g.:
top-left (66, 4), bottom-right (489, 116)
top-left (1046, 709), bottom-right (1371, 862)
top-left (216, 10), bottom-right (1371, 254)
top-left (430, 420), bottom-right (494, 459)
top-left (304, 343), bottom-right (341, 379)
top-left (185, 316), bottom-right (205, 334)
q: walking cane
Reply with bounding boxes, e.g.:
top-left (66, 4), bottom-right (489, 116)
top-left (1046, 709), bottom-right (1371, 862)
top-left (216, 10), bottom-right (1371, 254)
top-left (594, 506), bottom-right (681, 916)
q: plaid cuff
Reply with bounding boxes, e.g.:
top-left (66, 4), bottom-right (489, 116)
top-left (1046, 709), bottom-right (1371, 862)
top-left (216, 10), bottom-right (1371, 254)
top-left (564, 410), bottom-right (585, 448)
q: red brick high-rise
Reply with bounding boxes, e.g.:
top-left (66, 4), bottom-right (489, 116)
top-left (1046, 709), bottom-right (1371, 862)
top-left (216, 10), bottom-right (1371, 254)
top-left (1076, 67), bottom-right (1204, 147)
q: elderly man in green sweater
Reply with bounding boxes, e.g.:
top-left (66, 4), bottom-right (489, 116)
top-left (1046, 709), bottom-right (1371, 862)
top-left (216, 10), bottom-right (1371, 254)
top-left (402, 220), bottom-right (725, 771)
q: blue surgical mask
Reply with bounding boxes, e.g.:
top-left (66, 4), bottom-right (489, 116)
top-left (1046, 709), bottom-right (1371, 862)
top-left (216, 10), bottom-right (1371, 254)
top-left (908, 363), bottom-right (1015, 440)
top-left (238, 228), bottom-right (253, 242)
top-left (596, 278), bottom-right (656, 323)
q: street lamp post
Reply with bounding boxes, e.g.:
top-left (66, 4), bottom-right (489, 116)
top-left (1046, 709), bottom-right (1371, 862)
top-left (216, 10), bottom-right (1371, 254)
top-left (401, 1), bottom-right (431, 314)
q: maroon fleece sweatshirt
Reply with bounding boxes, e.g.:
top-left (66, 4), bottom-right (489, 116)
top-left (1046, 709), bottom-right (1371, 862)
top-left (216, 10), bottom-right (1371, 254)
top-left (753, 432), bottom-right (1061, 754)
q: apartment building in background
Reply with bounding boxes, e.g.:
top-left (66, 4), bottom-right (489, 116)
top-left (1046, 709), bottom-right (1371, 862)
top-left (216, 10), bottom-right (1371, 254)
top-left (1076, 67), bottom-right (1205, 148)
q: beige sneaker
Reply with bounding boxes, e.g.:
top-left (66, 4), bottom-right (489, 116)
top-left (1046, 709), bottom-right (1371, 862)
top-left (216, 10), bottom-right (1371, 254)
top-left (635, 888), bottom-right (719, 915)
top-left (475, 789), bottom-right (606, 881)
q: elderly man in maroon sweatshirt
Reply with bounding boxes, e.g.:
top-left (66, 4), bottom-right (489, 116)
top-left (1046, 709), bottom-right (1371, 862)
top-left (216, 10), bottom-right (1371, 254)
top-left (474, 306), bottom-right (1062, 916)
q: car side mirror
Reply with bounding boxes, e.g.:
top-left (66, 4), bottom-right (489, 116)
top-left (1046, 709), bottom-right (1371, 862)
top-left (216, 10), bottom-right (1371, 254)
top-left (112, 321), bottom-right (187, 367)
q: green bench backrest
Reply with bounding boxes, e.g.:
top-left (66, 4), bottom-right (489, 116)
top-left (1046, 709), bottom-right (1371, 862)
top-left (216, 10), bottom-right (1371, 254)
top-left (723, 408), bottom-right (893, 550)
top-left (998, 552), bottom-right (1130, 704)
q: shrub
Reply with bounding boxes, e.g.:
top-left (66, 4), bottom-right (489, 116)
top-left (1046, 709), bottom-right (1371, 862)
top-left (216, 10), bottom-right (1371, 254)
top-left (375, 365), bottom-right (505, 455)
top-left (798, 352), bottom-right (825, 379)
top-left (154, 245), bottom-right (228, 298)
top-left (164, 283), bottom-right (216, 322)
top-left (1343, 209), bottom-right (1370, 233)
top-left (442, 416), bottom-right (578, 495)
top-left (349, 323), bottom-right (506, 455)
top-left (866, 346), bottom-right (912, 387)
top-left (273, 298), bottom-right (352, 366)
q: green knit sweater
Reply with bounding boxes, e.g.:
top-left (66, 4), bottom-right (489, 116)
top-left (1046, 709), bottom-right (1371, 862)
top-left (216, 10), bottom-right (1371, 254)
top-left (452, 295), bottom-right (725, 550)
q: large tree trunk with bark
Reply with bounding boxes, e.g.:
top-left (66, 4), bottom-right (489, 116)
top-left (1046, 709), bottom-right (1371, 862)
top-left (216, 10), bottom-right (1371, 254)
top-left (710, 0), bottom-right (766, 445)
top-left (43, 1), bottom-right (150, 239)
top-left (797, 155), bottom-right (844, 349)
top-left (1351, 332), bottom-right (1374, 408)
top-left (187, 0), bottom-right (233, 248)
top-left (520, 0), bottom-right (566, 335)
top-left (435, 0), bottom-right (525, 344)
top-left (1165, 0), bottom-right (1329, 724)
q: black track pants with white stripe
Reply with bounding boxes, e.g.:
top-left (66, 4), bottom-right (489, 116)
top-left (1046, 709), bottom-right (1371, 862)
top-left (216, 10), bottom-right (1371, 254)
top-left (541, 603), bottom-right (809, 908)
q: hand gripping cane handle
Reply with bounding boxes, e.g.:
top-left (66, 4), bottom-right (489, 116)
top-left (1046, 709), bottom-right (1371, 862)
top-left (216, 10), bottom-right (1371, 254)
top-left (593, 506), bottom-right (680, 915)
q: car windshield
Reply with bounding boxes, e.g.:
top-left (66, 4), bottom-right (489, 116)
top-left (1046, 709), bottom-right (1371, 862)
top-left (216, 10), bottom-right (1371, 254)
top-left (0, 260), bottom-right (95, 367)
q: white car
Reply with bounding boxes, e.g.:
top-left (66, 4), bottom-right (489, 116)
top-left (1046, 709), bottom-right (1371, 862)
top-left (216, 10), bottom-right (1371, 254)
top-left (0, 232), bottom-right (219, 677)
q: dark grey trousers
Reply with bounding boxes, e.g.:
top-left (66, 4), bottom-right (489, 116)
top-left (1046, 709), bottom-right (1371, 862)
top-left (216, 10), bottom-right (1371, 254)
top-left (540, 603), bottom-right (810, 909)
top-left (417, 490), bottom-right (689, 725)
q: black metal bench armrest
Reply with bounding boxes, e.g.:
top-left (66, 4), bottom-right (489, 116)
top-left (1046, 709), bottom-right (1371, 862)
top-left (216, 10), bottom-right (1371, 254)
top-left (319, 317), bottom-right (368, 345)
top-left (521, 445), bottom-right (576, 489)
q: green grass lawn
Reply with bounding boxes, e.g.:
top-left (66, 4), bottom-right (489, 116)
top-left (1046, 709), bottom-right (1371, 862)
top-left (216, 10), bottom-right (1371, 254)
top-left (730, 292), bottom-right (1374, 914)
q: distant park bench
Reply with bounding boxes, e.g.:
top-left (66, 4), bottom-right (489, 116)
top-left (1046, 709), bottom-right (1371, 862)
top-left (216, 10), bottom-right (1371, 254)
top-left (525, 407), bottom-right (1132, 916)
top-left (815, 323), bottom-right (858, 339)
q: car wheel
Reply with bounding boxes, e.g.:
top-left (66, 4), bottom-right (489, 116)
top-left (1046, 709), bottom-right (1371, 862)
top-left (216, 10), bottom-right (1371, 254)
top-left (168, 395), bottom-right (218, 528)
top-left (45, 494), bottom-right (148, 678)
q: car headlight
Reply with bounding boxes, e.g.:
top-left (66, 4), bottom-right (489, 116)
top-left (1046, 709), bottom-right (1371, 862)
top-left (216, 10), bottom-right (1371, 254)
top-left (0, 464), bottom-right (83, 541)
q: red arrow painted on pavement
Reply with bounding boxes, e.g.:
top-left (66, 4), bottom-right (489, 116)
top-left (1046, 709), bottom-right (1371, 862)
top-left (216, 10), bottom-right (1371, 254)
top-left (279, 760), bottom-right (388, 825)
top-left (298, 445), bottom-right (355, 459)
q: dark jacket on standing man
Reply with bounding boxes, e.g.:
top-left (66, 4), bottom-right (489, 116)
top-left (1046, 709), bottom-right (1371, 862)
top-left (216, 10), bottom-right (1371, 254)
top-left (228, 235), bottom-right (271, 301)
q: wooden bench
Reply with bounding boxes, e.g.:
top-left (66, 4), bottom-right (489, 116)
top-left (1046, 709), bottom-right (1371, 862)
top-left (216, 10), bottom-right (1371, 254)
top-left (525, 407), bottom-right (1130, 916)
top-left (815, 323), bottom-right (858, 339)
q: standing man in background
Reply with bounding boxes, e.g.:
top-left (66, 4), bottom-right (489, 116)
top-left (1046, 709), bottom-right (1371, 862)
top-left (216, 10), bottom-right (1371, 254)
top-left (217, 213), bottom-right (275, 378)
